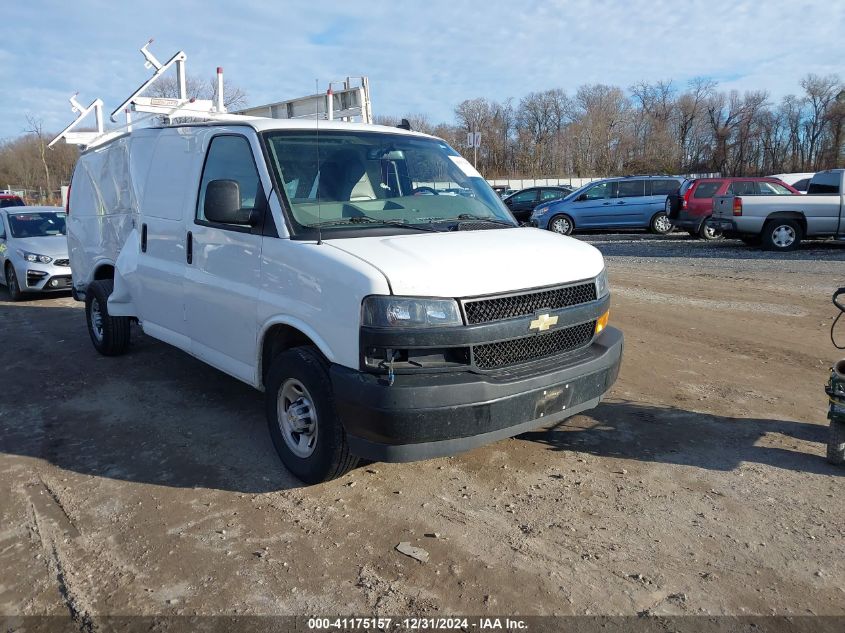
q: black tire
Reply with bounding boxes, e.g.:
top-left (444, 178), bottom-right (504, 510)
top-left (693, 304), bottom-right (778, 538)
top-left (698, 219), bottom-right (723, 241)
top-left (85, 279), bottom-right (131, 356)
top-left (5, 264), bottom-right (22, 301)
top-left (761, 219), bottom-right (802, 252)
top-left (548, 214), bottom-right (574, 235)
top-left (649, 211), bottom-right (673, 235)
top-left (740, 235), bottom-right (761, 246)
top-left (828, 418), bottom-right (845, 465)
top-left (265, 346), bottom-right (358, 484)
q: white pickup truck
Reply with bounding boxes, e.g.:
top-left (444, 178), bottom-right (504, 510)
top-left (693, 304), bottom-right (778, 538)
top-left (66, 119), bottom-right (623, 483)
top-left (709, 169), bottom-right (845, 251)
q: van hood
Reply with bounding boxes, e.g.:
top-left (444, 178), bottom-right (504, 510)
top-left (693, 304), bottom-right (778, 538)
top-left (325, 227), bottom-right (605, 297)
top-left (10, 235), bottom-right (69, 259)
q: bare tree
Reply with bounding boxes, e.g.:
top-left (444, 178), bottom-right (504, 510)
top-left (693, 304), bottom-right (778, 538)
top-left (26, 116), bottom-right (52, 203)
top-left (801, 74), bottom-right (841, 168)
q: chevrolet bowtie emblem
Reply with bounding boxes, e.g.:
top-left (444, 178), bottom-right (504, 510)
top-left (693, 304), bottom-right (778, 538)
top-left (529, 313), bottom-right (558, 332)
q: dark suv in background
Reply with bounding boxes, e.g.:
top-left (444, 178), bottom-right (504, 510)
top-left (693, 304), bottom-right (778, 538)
top-left (666, 177), bottom-right (798, 239)
top-left (503, 185), bottom-right (573, 222)
top-left (0, 194), bottom-right (25, 208)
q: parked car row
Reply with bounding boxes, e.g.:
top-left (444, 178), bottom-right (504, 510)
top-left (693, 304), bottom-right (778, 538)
top-left (709, 169), bottom-right (844, 251)
top-left (666, 177), bottom-right (799, 240)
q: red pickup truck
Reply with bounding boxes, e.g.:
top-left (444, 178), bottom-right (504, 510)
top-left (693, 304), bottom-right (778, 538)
top-left (666, 177), bottom-right (799, 239)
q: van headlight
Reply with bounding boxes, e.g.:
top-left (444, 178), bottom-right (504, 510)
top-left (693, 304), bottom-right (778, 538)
top-left (595, 268), bottom-right (609, 298)
top-left (362, 296), bottom-right (463, 328)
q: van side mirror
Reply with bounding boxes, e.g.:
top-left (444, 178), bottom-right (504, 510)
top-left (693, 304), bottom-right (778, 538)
top-left (576, 193), bottom-right (587, 202)
top-left (204, 180), bottom-right (260, 226)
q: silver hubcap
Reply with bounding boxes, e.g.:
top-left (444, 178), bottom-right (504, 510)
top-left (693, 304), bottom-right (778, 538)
top-left (277, 379), bottom-right (318, 458)
top-left (655, 214), bottom-right (671, 233)
top-left (551, 217), bottom-right (571, 234)
top-left (90, 298), bottom-right (104, 342)
top-left (772, 225), bottom-right (795, 248)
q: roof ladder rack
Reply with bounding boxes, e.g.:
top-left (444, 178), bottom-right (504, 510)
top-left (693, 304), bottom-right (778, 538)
top-left (48, 94), bottom-right (118, 148)
top-left (50, 39), bottom-right (255, 150)
top-left (112, 39), bottom-right (239, 122)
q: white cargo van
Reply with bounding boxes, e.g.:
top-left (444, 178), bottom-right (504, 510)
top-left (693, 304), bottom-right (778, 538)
top-left (67, 119), bottom-right (623, 483)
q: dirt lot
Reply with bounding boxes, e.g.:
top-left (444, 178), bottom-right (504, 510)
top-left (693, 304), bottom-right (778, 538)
top-left (2, 234), bottom-right (844, 620)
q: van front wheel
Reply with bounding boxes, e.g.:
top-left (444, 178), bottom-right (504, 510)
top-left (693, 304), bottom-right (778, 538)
top-left (549, 214), bottom-right (574, 235)
top-left (85, 279), bottom-right (131, 356)
top-left (265, 346), bottom-right (358, 484)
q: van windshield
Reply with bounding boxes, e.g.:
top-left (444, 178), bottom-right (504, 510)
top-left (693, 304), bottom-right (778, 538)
top-left (8, 212), bottom-right (67, 238)
top-left (263, 130), bottom-right (515, 233)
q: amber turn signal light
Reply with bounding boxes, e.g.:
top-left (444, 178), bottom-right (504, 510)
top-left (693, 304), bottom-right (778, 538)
top-left (595, 310), bottom-right (610, 335)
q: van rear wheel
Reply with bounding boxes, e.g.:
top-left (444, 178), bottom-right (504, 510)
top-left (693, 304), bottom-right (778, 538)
top-left (85, 279), bottom-right (131, 356)
top-left (265, 346), bottom-right (358, 484)
top-left (650, 212), bottom-right (673, 235)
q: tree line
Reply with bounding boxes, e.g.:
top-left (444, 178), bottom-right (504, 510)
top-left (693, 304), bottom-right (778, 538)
top-left (377, 74), bottom-right (845, 179)
top-left (3, 73), bottom-right (842, 204)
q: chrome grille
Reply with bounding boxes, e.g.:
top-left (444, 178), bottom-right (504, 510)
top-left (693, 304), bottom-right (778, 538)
top-left (473, 321), bottom-right (596, 370)
top-left (464, 282), bottom-right (597, 325)
top-left (54, 259), bottom-right (70, 267)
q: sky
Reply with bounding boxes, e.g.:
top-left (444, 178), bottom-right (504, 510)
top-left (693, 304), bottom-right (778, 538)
top-left (0, 0), bottom-right (843, 141)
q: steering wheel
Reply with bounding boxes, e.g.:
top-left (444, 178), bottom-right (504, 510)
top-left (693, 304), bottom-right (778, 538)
top-left (412, 186), bottom-right (439, 196)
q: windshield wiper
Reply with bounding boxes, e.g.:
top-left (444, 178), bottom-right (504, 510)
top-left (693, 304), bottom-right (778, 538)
top-left (439, 214), bottom-right (517, 227)
top-left (308, 215), bottom-right (442, 232)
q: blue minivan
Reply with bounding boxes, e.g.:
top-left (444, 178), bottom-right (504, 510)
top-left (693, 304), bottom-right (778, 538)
top-left (530, 176), bottom-right (683, 235)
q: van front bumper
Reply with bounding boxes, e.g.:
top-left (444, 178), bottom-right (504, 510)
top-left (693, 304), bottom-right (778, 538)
top-left (331, 327), bottom-right (623, 462)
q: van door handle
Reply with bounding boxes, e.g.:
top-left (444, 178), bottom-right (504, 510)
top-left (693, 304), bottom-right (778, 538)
top-left (602, 202), bottom-right (611, 205)
top-left (186, 231), bottom-right (193, 264)
top-left (617, 201), bottom-right (626, 205)
top-left (141, 223), bottom-right (147, 252)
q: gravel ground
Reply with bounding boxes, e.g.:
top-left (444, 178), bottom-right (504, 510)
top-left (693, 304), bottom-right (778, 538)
top-left (1, 231), bottom-right (844, 622)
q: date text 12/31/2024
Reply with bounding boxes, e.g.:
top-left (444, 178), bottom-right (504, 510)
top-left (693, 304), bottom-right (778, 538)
top-left (307, 617), bottom-right (529, 630)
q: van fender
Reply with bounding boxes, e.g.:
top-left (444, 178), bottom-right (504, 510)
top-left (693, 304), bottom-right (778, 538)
top-left (256, 315), bottom-right (337, 383)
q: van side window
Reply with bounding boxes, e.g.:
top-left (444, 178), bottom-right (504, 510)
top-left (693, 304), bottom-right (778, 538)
top-left (616, 180), bottom-right (644, 198)
top-left (197, 135), bottom-right (264, 225)
top-left (649, 179), bottom-right (680, 196)
top-left (0, 216), bottom-right (5, 239)
top-left (583, 182), bottom-right (614, 200)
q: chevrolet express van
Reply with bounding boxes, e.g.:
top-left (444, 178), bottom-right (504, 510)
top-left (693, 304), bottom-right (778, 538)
top-left (67, 120), bottom-right (623, 483)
